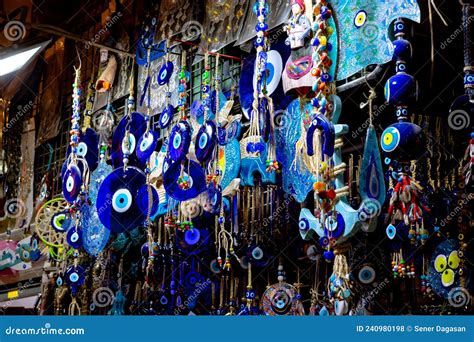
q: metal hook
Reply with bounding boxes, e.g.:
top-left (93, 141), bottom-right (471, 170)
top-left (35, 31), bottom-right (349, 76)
top-left (73, 44), bottom-right (82, 72)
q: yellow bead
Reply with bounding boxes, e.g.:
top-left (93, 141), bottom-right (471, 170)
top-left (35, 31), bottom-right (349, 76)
top-left (320, 161), bottom-right (328, 172)
top-left (319, 36), bottom-right (327, 46)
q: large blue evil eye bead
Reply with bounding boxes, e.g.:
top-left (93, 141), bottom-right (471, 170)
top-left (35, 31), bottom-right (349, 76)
top-left (384, 73), bottom-right (417, 105)
top-left (381, 122), bottom-right (423, 161)
top-left (254, 37), bottom-right (265, 47)
top-left (392, 39), bottom-right (412, 60)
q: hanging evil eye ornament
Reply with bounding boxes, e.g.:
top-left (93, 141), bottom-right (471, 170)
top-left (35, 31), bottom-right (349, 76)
top-left (168, 121), bottom-right (192, 162)
top-left (62, 165), bottom-right (82, 204)
top-left (239, 40), bottom-right (292, 120)
top-left (82, 210), bottom-right (110, 257)
top-left (135, 17), bottom-right (166, 65)
top-left (89, 145), bottom-right (113, 205)
top-left (111, 111), bottom-right (147, 169)
top-left (428, 240), bottom-right (467, 299)
top-left (65, 264), bottom-right (85, 295)
top-left (159, 104), bottom-right (174, 129)
top-left (96, 166), bottom-right (147, 233)
top-left (66, 128), bottom-right (99, 173)
top-left (163, 160), bottom-right (206, 201)
top-left (158, 61), bottom-right (174, 86)
top-left (136, 184), bottom-right (160, 218)
top-left (66, 226), bottom-right (83, 249)
top-left (382, 17), bottom-right (428, 245)
top-left (136, 130), bottom-right (160, 164)
top-left (195, 120), bottom-right (217, 163)
top-left (176, 227), bottom-right (210, 255)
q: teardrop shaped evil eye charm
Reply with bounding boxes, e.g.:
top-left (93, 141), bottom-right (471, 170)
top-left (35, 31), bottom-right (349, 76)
top-left (136, 130), bottom-right (160, 164)
top-left (298, 218), bottom-right (310, 232)
top-left (159, 104), bottom-right (174, 129)
top-left (66, 228), bottom-right (83, 249)
top-left (62, 165), bottom-right (82, 203)
top-left (386, 224), bottom-right (396, 239)
top-left (157, 61), bottom-right (174, 85)
top-left (195, 120), bottom-right (217, 162)
top-left (168, 121), bottom-right (192, 162)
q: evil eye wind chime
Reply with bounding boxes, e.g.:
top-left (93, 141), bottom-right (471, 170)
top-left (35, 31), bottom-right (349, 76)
top-left (306, 1), bottom-right (338, 261)
top-left (240, 0), bottom-right (277, 187)
top-left (61, 64), bottom-right (88, 308)
top-left (382, 18), bottom-right (427, 248)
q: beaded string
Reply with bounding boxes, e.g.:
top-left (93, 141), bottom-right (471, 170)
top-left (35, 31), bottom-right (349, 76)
top-left (123, 67), bottom-right (136, 171)
top-left (242, 0), bottom-right (269, 155)
top-left (70, 54), bottom-right (82, 166)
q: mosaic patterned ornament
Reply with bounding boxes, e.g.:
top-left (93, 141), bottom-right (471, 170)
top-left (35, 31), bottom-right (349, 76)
top-left (275, 99), bottom-right (315, 202)
top-left (331, 0), bottom-right (420, 80)
top-left (428, 240), bottom-right (465, 300)
top-left (82, 204), bottom-right (110, 257)
top-left (261, 282), bottom-right (296, 316)
top-left (89, 159), bottom-right (113, 205)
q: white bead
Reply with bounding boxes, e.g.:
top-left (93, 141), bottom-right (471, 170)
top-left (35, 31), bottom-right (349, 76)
top-left (277, 276), bottom-right (284, 282)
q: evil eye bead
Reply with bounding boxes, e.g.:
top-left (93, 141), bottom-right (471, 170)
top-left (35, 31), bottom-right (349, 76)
top-left (51, 212), bottom-right (68, 232)
top-left (65, 265), bottom-right (85, 287)
top-left (464, 73), bottom-right (474, 87)
top-left (386, 224), bottom-right (396, 240)
top-left (245, 290), bottom-right (256, 299)
top-left (252, 246), bottom-right (264, 260)
top-left (358, 265), bottom-right (376, 284)
top-left (324, 212), bottom-right (345, 239)
top-left (448, 251), bottom-right (460, 269)
top-left (62, 165), bottom-right (82, 203)
top-left (66, 228), bottom-right (83, 249)
top-left (121, 133), bottom-right (136, 155)
top-left (434, 254), bottom-right (447, 273)
top-left (354, 10), bottom-right (367, 28)
top-left (184, 228), bottom-right (201, 246)
top-left (384, 73), bottom-right (416, 105)
top-left (299, 218), bottom-right (310, 231)
top-left (159, 105), bottom-right (174, 129)
top-left (157, 61), bottom-right (174, 85)
top-left (394, 19), bottom-right (405, 35)
top-left (441, 268), bottom-right (455, 287)
top-left (396, 107), bottom-right (409, 118)
top-left (77, 142), bottom-right (88, 157)
top-left (380, 127), bottom-right (400, 153)
top-left (319, 236), bottom-right (330, 247)
top-left (112, 189), bottom-right (133, 213)
top-left (20, 248), bottom-right (30, 262)
top-left (396, 61), bottom-right (408, 74)
top-left (392, 39), bottom-right (412, 60)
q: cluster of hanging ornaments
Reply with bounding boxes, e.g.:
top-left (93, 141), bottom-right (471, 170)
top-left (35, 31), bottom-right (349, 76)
top-left (381, 18), bottom-right (427, 245)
